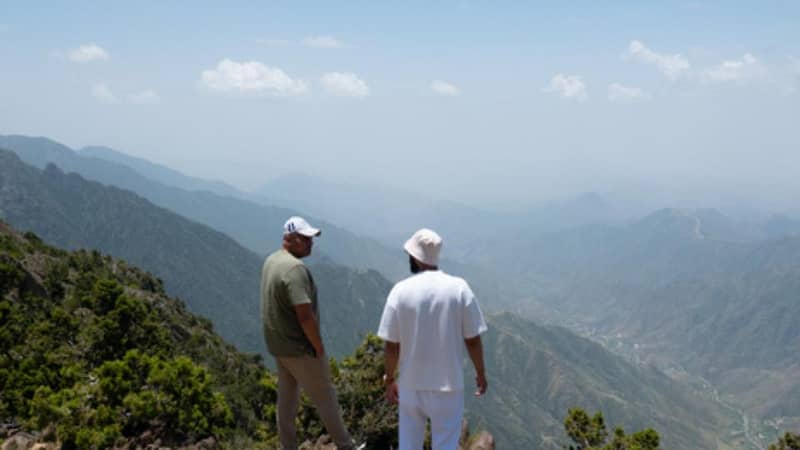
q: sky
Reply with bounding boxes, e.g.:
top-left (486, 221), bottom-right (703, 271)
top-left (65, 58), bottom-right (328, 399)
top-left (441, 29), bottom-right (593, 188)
top-left (1, 1), bottom-right (799, 212)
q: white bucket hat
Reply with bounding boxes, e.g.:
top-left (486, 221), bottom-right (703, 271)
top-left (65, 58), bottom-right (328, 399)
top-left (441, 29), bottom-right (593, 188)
top-left (283, 216), bottom-right (321, 237)
top-left (403, 228), bottom-right (442, 266)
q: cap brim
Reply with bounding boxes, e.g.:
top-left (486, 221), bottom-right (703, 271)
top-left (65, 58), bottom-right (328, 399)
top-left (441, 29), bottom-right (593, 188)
top-left (298, 228), bottom-right (321, 237)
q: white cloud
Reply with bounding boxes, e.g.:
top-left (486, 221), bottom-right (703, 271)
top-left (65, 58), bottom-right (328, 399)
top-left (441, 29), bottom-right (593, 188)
top-left (544, 74), bottom-right (588, 101)
top-left (702, 53), bottom-right (767, 83)
top-left (200, 59), bottom-right (309, 97)
top-left (68, 44), bottom-right (109, 63)
top-left (431, 80), bottom-right (461, 96)
top-left (302, 35), bottom-right (344, 49)
top-left (91, 83), bottom-right (117, 103)
top-left (608, 83), bottom-right (649, 102)
top-left (128, 90), bottom-right (161, 104)
top-left (320, 72), bottom-right (370, 98)
top-left (627, 40), bottom-right (690, 80)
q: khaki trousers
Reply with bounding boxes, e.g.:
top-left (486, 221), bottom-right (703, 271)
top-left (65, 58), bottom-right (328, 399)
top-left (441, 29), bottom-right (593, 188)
top-left (276, 355), bottom-right (353, 450)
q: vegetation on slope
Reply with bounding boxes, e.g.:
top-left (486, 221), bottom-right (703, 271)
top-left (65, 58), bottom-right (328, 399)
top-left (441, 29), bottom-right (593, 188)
top-left (0, 222), bottom-right (400, 448)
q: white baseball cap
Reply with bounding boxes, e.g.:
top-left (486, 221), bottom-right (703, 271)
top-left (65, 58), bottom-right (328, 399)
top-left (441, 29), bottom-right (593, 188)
top-left (403, 228), bottom-right (442, 266)
top-left (283, 216), bottom-right (321, 237)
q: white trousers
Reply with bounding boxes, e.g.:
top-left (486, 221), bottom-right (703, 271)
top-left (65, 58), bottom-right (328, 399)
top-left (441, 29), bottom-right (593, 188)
top-left (398, 387), bottom-right (464, 450)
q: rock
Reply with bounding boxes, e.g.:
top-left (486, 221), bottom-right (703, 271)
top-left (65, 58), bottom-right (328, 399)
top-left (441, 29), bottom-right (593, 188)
top-left (1, 432), bottom-right (36, 450)
top-left (177, 437), bottom-right (218, 450)
top-left (464, 431), bottom-right (494, 450)
top-left (299, 435), bottom-right (336, 450)
top-left (0, 422), bottom-right (21, 439)
top-left (30, 444), bottom-right (58, 450)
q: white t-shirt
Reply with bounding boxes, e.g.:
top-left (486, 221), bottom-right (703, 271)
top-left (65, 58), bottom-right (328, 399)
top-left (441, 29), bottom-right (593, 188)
top-left (377, 270), bottom-right (488, 392)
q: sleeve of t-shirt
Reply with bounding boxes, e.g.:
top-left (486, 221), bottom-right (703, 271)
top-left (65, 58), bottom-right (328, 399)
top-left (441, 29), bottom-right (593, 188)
top-left (283, 266), bottom-right (313, 306)
top-left (462, 282), bottom-right (488, 339)
top-left (377, 289), bottom-right (400, 343)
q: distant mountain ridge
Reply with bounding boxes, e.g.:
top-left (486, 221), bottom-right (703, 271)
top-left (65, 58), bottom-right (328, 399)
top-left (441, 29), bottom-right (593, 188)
top-left (259, 172), bottom-right (507, 255)
top-left (473, 207), bottom-right (795, 290)
top-left (258, 173), bottom-right (630, 262)
top-left (80, 144), bottom-right (256, 201)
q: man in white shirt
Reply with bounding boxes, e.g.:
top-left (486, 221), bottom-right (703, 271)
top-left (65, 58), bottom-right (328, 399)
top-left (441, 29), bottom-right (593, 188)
top-left (377, 228), bottom-right (488, 450)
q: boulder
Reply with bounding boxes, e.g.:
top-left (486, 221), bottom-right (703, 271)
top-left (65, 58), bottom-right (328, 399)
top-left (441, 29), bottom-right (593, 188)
top-left (178, 437), bottom-right (218, 450)
top-left (30, 444), bottom-right (58, 450)
top-left (1, 432), bottom-right (36, 450)
top-left (464, 430), bottom-right (494, 450)
top-left (299, 435), bottom-right (336, 450)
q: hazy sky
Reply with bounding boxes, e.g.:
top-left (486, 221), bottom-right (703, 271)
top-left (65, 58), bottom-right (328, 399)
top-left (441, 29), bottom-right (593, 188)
top-left (1, 1), bottom-right (799, 211)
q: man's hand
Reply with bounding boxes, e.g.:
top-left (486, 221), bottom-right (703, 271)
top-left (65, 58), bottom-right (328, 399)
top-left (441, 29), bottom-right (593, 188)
top-left (385, 378), bottom-right (399, 404)
top-left (383, 341), bottom-right (400, 403)
top-left (475, 371), bottom-right (488, 396)
top-left (465, 335), bottom-right (487, 396)
top-left (294, 303), bottom-right (325, 359)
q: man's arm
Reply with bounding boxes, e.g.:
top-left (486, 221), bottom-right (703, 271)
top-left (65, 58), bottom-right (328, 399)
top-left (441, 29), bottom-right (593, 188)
top-left (294, 303), bottom-right (325, 357)
top-left (383, 341), bottom-right (400, 403)
top-left (465, 335), bottom-right (487, 396)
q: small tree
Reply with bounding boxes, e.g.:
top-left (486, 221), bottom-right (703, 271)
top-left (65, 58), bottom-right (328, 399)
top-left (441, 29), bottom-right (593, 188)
top-left (564, 408), bottom-right (660, 450)
top-left (769, 432), bottom-right (800, 450)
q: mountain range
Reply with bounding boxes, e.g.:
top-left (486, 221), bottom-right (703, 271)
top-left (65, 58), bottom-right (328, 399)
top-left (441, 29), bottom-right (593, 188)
top-left (0, 139), bottom-right (747, 449)
top-left (0, 135), bottom-right (511, 304)
top-left (257, 173), bottom-right (631, 262)
top-left (482, 207), bottom-right (800, 444)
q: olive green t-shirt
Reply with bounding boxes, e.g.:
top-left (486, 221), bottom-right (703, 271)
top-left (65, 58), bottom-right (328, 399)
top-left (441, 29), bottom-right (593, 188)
top-left (260, 249), bottom-right (319, 357)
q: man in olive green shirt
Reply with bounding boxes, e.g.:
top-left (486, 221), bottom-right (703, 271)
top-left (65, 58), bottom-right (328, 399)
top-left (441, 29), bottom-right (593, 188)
top-left (261, 216), bottom-right (354, 450)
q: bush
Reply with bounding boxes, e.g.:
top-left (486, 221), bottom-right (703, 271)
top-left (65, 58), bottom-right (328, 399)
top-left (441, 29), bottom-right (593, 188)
top-left (0, 261), bottom-right (24, 294)
top-left (564, 408), bottom-right (660, 450)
